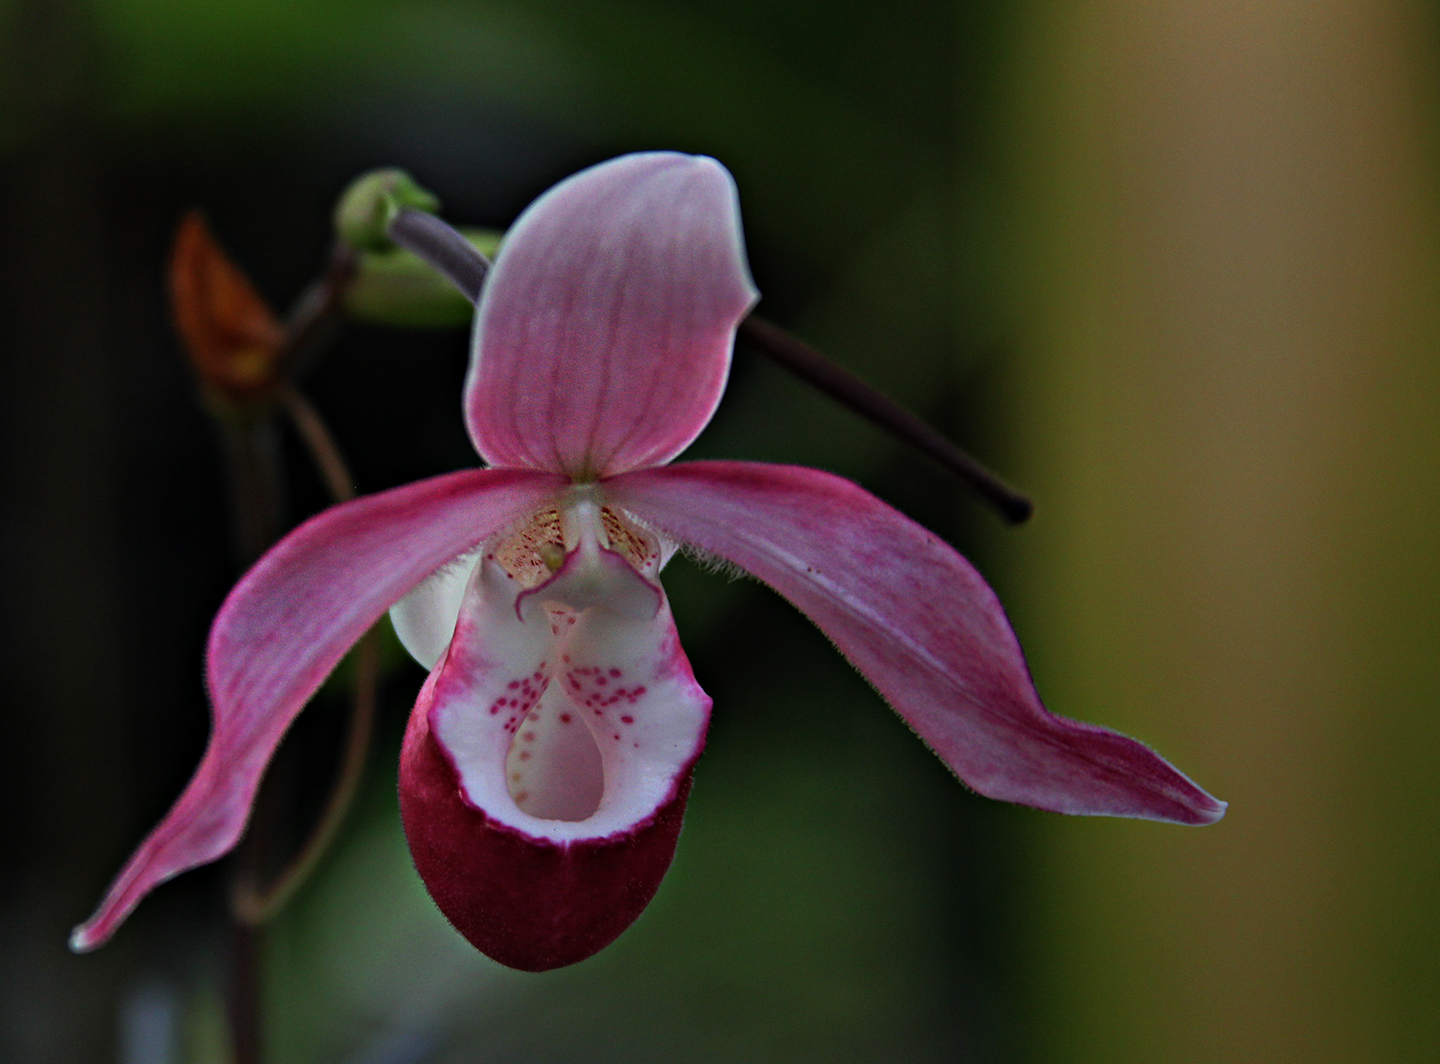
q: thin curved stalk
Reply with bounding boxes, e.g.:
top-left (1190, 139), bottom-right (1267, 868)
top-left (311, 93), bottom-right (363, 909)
top-left (229, 384), bottom-right (378, 929)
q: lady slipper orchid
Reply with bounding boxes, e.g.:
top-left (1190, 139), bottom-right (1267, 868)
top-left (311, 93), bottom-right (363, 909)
top-left (72, 152), bottom-right (1225, 972)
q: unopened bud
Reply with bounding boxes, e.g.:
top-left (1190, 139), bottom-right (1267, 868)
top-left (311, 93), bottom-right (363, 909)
top-left (333, 169), bottom-right (441, 252)
top-left (344, 229), bottom-right (502, 327)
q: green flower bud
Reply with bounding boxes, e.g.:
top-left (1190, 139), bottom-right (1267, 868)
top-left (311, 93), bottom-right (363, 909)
top-left (345, 229), bottom-right (503, 327)
top-left (334, 169), bottom-right (441, 252)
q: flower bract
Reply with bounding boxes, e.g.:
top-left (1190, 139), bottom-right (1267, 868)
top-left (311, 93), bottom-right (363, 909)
top-left (72, 152), bottom-right (1225, 971)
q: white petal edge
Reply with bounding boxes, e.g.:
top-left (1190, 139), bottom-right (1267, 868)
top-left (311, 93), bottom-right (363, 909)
top-left (390, 548), bottom-right (482, 670)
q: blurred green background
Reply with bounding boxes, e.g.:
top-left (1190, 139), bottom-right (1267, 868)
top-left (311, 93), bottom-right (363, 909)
top-left (3, 0), bottom-right (1438, 1061)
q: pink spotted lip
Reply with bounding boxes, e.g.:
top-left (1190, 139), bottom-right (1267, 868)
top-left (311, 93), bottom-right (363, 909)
top-left (400, 673), bottom-right (697, 973)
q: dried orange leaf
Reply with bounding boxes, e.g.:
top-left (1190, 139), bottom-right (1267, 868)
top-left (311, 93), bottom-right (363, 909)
top-left (169, 211), bottom-right (285, 400)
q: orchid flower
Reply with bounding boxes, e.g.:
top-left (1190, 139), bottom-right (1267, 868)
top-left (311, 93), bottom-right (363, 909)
top-left (72, 152), bottom-right (1224, 972)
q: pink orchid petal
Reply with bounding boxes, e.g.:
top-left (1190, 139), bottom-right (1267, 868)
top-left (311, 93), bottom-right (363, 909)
top-left (71, 468), bottom-right (565, 952)
top-left (465, 152), bottom-right (758, 479)
top-left (608, 462), bottom-right (1227, 825)
top-left (401, 543), bottom-right (709, 971)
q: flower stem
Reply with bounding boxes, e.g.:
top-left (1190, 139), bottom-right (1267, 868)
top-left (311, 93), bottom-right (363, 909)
top-left (279, 243), bottom-right (358, 380)
top-left (228, 921), bottom-right (263, 1064)
top-left (736, 316), bottom-right (1033, 524)
top-left (277, 384), bottom-right (356, 503)
top-left (230, 628), bottom-right (379, 926)
top-left (388, 208), bottom-right (488, 301)
top-left (205, 247), bottom-right (369, 1063)
top-left (387, 207), bottom-right (1032, 523)
top-left (214, 410), bottom-right (284, 1064)
top-left (215, 414), bottom-right (286, 567)
top-left (230, 384), bottom-right (378, 928)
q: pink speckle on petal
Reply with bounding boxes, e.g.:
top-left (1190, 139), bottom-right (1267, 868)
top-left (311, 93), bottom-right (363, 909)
top-left (519, 751), bottom-right (531, 761)
top-left (560, 713), bottom-right (572, 723)
top-left (621, 715), bottom-right (634, 724)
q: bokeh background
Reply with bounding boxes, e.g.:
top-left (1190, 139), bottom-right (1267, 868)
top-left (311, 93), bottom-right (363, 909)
top-left (3, 0), bottom-right (1439, 1061)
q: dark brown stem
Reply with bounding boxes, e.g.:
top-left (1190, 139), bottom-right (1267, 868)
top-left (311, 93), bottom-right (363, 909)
top-left (229, 922), bottom-right (263, 1064)
top-left (217, 410), bottom-right (285, 1064)
top-left (279, 243), bottom-right (357, 380)
top-left (229, 383), bottom-right (377, 923)
top-left (230, 629), bottom-right (379, 925)
top-left (737, 316), bottom-right (1034, 524)
top-left (214, 414), bottom-right (286, 567)
top-left (277, 384), bottom-right (355, 502)
top-left (215, 247), bottom-right (362, 1064)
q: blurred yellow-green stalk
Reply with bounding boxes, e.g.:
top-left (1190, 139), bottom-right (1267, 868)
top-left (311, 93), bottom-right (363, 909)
top-left (1007, 2), bottom-right (1440, 1061)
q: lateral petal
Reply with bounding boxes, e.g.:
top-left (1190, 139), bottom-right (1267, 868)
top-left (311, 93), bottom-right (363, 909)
top-left (402, 541), bottom-right (709, 970)
top-left (465, 152), bottom-right (757, 479)
top-left (608, 462), bottom-right (1226, 826)
top-left (70, 468), bottom-right (564, 952)
top-left (390, 547), bottom-right (481, 670)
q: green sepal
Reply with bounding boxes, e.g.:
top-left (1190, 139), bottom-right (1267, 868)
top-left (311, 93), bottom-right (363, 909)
top-left (344, 229), bottom-right (503, 327)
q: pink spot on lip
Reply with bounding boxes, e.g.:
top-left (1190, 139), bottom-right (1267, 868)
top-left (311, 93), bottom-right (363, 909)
top-left (507, 680), bottom-right (520, 689)
top-left (621, 715), bottom-right (634, 724)
top-left (609, 668), bottom-right (622, 678)
top-left (523, 731), bottom-right (536, 741)
top-left (559, 713), bottom-right (572, 723)
top-left (518, 751), bottom-right (531, 761)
